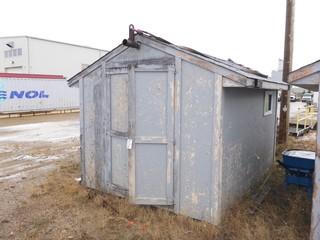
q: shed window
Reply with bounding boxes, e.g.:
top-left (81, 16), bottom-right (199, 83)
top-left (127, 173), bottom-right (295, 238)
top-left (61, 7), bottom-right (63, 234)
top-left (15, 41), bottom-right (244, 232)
top-left (264, 91), bottom-right (273, 116)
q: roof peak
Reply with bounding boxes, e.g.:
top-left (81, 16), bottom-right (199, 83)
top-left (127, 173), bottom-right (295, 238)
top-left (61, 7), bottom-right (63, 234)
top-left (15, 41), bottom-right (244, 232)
top-left (127, 25), bottom-right (268, 79)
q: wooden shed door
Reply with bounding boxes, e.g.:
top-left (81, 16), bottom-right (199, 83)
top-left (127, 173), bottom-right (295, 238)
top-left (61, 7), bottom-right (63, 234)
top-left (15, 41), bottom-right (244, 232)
top-left (106, 68), bottom-right (129, 193)
top-left (128, 65), bottom-right (174, 205)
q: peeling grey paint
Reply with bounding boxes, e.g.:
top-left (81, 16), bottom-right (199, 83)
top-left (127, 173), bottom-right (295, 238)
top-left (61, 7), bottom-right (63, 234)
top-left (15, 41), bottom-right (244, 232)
top-left (221, 88), bottom-right (276, 214)
top-left (82, 66), bottom-right (105, 189)
top-left (76, 35), bottom-right (281, 224)
top-left (179, 60), bottom-right (215, 221)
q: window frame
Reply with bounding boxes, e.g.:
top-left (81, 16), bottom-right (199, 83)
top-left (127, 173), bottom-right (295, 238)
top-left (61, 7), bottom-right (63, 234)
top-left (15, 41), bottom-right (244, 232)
top-left (264, 91), bottom-right (273, 116)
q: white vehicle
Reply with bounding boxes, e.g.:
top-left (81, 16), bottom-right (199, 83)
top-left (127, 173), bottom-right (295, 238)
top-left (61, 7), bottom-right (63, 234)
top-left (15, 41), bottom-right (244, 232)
top-left (302, 93), bottom-right (313, 103)
top-left (290, 95), bottom-right (296, 102)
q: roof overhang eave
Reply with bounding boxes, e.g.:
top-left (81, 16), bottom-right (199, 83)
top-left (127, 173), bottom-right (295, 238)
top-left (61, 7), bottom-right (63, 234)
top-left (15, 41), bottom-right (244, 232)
top-left (223, 77), bottom-right (288, 90)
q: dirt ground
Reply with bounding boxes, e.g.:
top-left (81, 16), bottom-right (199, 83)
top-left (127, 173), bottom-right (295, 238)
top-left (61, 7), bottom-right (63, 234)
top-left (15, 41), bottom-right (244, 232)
top-left (0, 114), bottom-right (314, 240)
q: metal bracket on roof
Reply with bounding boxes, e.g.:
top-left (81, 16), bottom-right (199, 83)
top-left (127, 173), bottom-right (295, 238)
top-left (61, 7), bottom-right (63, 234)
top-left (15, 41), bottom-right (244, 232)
top-left (122, 24), bottom-right (140, 49)
top-left (254, 79), bottom-right (263, 88)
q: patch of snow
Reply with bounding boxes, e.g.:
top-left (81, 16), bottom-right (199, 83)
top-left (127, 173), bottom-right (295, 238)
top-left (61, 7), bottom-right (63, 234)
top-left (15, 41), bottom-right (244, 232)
top-left (14, 155), bottom-right (39, 161)
top-left (0, 120), bottom-right (79, 142)
top-left (13, 155), bottom-right (61, 161)
top-left (1, 151), bottom-right (67, 167)
top-left (0, 146), bottom-right (12, 153)
top-left (0, 164), bottom-right (56, 181)
top-left (74, 177), bottom-right (81, 182)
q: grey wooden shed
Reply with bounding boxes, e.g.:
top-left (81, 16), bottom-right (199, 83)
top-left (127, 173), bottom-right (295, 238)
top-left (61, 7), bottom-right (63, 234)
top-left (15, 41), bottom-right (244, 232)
top-left (68, 26), bottom-right (287, 224)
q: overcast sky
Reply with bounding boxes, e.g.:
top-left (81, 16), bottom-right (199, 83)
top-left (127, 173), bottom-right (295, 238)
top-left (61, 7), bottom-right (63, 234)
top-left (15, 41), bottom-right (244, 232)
top-left (1, 0), bottom-right (319, 75)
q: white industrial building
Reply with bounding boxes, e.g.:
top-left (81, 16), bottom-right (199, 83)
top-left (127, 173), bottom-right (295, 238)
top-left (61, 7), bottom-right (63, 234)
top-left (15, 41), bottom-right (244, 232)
top-left (0, 36), bottom-right (107, 114)
top-left (0, 36), bottom-right (107, 78)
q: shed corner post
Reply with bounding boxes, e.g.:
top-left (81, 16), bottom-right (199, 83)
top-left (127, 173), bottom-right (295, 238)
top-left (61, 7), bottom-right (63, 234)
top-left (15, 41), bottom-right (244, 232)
top-left (103, 61), bottom-right (111, 192)
top-left (173, 57), bottom-right (182, 214)
top-left (310, 83), bottom-right (320, 240)
top-left (128, 64), bottom-right (136, 203)
top-left (211, 73), bottom-right (223, 224)
top-left (79, 77), bottom-right (86, 186)
top-left (273, 90), bottom-right (279, 163)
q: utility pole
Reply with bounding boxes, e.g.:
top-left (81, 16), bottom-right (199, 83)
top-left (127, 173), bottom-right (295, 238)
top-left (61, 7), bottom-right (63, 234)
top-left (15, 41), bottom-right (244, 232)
top-left (278, 0), bottom-right (295, 144)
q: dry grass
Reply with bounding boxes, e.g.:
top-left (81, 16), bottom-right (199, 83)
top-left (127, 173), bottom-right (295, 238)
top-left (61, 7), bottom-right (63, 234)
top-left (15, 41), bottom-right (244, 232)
top-left (22, 162), bottom-right (218, 240)
top-left (11, 133), bottom-right (315, 240)
top-left (218, 164), bottom-right (311, 240)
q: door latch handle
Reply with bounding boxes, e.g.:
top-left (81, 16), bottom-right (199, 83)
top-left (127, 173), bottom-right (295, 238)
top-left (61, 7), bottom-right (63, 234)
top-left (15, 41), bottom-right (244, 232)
top-left (129, 121), bottom-right (134, 129)
top-left (126, 139), bottom-right (133, 149)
